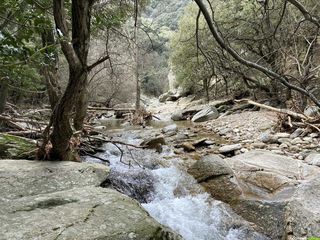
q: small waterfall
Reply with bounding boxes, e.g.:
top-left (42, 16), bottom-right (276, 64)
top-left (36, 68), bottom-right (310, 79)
top-left (142, 167), bottom-right (268, 240)
top-left (86, 130), bottom-right (269, 240)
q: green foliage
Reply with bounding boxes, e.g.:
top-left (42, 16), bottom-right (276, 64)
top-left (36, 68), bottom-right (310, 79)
top-left (308, 237), bottom-right (320, 240)
top-left (0, 0), bottom-right (47, 104)
top-left (144, 0), bottom-right (190, 30)
top-left (170, 0), bottom-right (320, 102)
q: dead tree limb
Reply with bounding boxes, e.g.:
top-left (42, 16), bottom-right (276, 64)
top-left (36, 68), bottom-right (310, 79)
top-left (0, 115), bottom-right (48, 125)
top-left (235, 99), bottom-right (310, 120)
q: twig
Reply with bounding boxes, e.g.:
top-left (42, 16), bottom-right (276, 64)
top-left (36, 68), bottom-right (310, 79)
top-left (82, 151), bottom-right (110, 164)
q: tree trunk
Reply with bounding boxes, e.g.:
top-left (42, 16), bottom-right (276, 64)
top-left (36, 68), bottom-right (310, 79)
top-left (50, 67), bottom-right (87, 161)
top-left (42, 67), bottom-right (62, 110)
top-left (49, 0), bottom-right (92, 160)
top-left (203, 78), bottom-right (209, 102)
top-left (134, 0), bottom-right (141, 110)
top-left (40, 20), bottom-right (62, 110)
top-left (0, 78), bottom-right (8, 114)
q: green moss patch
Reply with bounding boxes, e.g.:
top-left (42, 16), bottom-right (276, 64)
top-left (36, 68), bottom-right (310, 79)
top-left (0, 133), bottom-right (36, 159)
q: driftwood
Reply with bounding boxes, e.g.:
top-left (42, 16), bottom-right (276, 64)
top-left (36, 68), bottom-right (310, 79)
top-left (235, 99), bottom-right (310, 120)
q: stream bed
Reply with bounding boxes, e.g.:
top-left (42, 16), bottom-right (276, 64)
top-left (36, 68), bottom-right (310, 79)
top-left (85, 121), bottom-right (269, 240)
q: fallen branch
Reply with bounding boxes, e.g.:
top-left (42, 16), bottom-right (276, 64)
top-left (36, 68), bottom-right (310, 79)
top-left (87, 107), bottom-right (135, 112)
top-left (88, 136), bottom-right (146, 149)
top-left (4, 130), bottom-right (42, 139)
top-left (81, 151), bottom-right (110, 164)
top-left (235, 99), bottom-right (310, 120)
top-left (0, 115), bottom-right (48, 125)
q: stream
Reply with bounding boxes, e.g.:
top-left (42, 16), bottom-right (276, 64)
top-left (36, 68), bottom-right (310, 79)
top-left (85, 119), bottom-right (269, 240)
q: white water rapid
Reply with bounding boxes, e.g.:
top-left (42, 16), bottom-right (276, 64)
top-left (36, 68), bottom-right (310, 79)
top-left (86, 130), bottom-right (268, 240)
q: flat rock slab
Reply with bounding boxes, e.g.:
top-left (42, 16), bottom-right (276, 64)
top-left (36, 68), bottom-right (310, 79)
top-left (0, 187), bottom-right (181, 240)
top-left (227, 150), bottom-right (320, 199)
top-left (0, 160), bottom-right (110, 200)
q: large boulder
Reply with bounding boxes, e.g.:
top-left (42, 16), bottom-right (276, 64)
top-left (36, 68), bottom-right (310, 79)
top-left (188, 155), bottom-right (242, 203)
top-left (226, 151), bottom-right (320, 240)
top-left (227, 150), bottom-right (320, 199)
top-left (171, 105), bottom-right (203, 121)
top-left (0, 160), bottom-right (182, 240)
top-left (232, 200), bottom-right (287, 240)
top-left (191, 106), bottom-right (219, 122)
top-left (305, 153), bottom-right (320, 167)
top-left (0, 187), bottom-right (181, 240)
top-left (286, 177), bottom-right (320, 239)
top-left (159, 91), bottom-right (173, 103)
top-left (0, 160), bottom-right (110, 200)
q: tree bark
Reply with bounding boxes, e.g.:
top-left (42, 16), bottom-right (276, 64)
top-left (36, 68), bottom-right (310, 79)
top-left (0, 78), bottom-right (8, 114)
top-left (50, 0), bottom-right (93, 160)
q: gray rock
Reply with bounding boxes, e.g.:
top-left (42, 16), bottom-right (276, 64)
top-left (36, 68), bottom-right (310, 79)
top-left (305, 153), bottom-right (320, 167)
top-left (159, 91), bottom-right (173, 103)
top-left (0, 187), bottom-right (182, 240)
top-left (188, 155), bottom-right (242, 203)
top-left (259, 132), bottom-right (277, 144)
top-left (290, 128), bottom-right (304, 139)
top-left (162, 124), bottom-right (178, 134)
top-left (191, 106), bottom-right (219, 122)
top-left (171, 111), bottom-right (184, 121)
top-left (171, 105), bottom-right (204, 121)
top-left (291, 137), bottom-right (304, 145)
top-left (233, 200), bottom-right (287, 240)
top-left (219, 144), bottom-right (242, 154)
top-left (188, 155), bottom-right (233, 181)
top-left (0, 160), bottom-right (110, 200)
top-left (304, 106), bottom-right (320, 117)
top-left (140, 137), bottom-right (166, 153)
top-left (310, 133), bottom-right (319, 138)
top-left (227, 150), bottom-right (320, 199)
top-left (286, 177), bottom-right (320, 238)
top-left (251, 142), bottom-right (266, 149)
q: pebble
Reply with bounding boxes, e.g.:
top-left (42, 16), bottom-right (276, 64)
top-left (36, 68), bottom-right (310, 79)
top-left (291, 138), bottom-right (304, 145)
top-left (302, 137), bottom-right (313, 143)
top-left (278, 138), bottom-right (291, 144)
top-left (251, 142), bottom-right (266, 149)
top-left (310, 133), bottom-right (319, 138)
top-left (279, 143), bottom-right (288, 149)
top-left (240, 148), bottom-right (249, 153)
top-left (274, 132), bottom-right (291, 138)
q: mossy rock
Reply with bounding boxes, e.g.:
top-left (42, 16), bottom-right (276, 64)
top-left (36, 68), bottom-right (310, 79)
top-left (0, 133), bottom-right (36, 159)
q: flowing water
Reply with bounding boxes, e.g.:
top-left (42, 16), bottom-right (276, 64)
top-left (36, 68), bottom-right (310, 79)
top-left (86, 122), bottom-right (269, 240)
